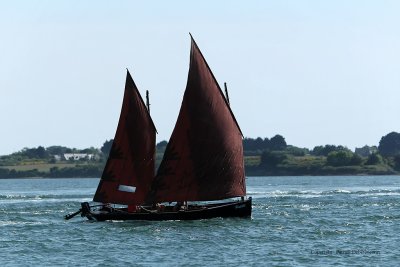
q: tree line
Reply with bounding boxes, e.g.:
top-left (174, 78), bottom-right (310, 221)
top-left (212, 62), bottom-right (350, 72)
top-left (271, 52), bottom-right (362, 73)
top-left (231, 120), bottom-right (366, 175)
top-left (251, 131), bottom-right (400, 175)
top-left (2, 131), bottom-right (400, 177)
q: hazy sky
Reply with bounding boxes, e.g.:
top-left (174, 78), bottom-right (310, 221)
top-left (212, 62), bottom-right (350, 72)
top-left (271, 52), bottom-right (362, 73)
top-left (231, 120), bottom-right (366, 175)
top-left (1, 0), bottom-right (400, 155)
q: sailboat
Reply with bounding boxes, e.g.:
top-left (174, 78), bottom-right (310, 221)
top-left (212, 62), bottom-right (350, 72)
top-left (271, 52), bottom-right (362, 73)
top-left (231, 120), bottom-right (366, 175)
top-left (65, 35), bottom-right (252, 221)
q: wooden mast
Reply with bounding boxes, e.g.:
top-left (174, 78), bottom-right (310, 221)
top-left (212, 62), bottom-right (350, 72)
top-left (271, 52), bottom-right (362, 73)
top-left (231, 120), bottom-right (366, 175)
top-left (225, 81), bottom-right (243, 202)
top-left (224, 82), bottom-right (230, 105)
top-left (146, 90), bottom-right (150, 113)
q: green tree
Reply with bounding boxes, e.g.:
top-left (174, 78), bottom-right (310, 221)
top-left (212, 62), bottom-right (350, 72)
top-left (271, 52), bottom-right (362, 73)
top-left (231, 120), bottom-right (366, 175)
top-left (260, 150), bottom-right (287, 169)
top-left (243, 137), bottom-right (269, 151)
top-left (46, 146), bottom-right (69, 156)
top-left (378, 132), bottom-right (400, 156)
top-left (156, 141), bottom-right (168, 153)
top-left (285, 145), bottom-right (308, 156)
top-left (0, 168), bottom-right (10, 177)
top-left (81, 147), bottom-right (98, 154)
top-left (350, 153), bottom-right (363, 165)
top-left (269, 135), bottom-right (287, 151)
top-left (36, 146), bottom-right (47, 158)
top-left (312, 145), bottom-right (350, 156)
top-left (101, 139), bottom-right (113, 157)
top-left (393, 155), bottom-right (400, 170)
top-left (366, 153), bottom-right (383, 165)
top-left (326, 151), bottom-right (354, 166)
top-left (21, 146), bottom-right (49, 159)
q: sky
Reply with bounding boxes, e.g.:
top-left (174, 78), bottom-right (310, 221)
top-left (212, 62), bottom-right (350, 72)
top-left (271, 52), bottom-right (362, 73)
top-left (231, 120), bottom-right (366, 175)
top-left (1, 0), bottom-right (400, 155)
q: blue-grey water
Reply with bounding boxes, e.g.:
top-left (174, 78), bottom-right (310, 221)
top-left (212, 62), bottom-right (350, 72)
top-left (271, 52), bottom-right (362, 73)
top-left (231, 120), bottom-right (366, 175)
top-left (0, 176), bottom-right (399, 266)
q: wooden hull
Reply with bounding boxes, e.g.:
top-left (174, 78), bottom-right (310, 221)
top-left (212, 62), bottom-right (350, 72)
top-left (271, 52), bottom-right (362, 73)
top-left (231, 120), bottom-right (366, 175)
top-left (82, 198), bottom-right (252, 221)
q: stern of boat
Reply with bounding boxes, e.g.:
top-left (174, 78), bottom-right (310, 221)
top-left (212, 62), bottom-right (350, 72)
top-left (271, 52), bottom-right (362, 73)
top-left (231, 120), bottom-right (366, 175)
top-left (80, 202), bottom-right (95, 220)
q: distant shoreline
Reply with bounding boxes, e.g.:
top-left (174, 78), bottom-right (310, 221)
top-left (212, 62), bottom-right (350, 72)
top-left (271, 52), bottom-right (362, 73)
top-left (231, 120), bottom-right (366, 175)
top-left (1, 173), bottom-right (399, 180)
top-left (1, 160), bottom-right (398, 178)
top-left (2, 134), bottom-right (400, 179)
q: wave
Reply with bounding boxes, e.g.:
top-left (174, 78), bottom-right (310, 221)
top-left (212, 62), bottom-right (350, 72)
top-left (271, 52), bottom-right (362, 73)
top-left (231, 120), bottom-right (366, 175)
top-left (0, 194), bottom-right (90, 200)
top-left (0, 194), bottom-right (93, 204)
top-left (247, 188), bottom-right (400, 198)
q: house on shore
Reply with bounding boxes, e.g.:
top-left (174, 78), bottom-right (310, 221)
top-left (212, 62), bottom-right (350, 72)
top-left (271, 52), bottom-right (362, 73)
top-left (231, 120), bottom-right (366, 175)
top-left (63, 153), bottom-right (94, 161)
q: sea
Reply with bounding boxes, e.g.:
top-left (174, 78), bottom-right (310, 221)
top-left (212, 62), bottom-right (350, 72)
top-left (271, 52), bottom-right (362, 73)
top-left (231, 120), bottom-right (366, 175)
top-left (0, 176), bottom-right (399, 266)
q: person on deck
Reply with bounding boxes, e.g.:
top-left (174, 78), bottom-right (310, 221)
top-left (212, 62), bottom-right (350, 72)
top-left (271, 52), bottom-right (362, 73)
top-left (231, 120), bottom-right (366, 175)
top-left (174, 201), bottom-right (183, 211)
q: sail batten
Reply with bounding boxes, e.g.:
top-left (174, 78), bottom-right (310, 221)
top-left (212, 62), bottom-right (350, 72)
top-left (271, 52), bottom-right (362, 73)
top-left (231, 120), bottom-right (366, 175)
top-left (93, 70), bottom-right (156, 205)
top-left (146, 36), bottom-right (246, 203)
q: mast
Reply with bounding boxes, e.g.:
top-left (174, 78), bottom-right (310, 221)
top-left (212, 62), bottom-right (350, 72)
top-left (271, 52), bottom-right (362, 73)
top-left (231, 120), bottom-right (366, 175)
top-left (146, 90), bottom-right (150, 113)
top-left (224, 82), bottom-right (230, 105)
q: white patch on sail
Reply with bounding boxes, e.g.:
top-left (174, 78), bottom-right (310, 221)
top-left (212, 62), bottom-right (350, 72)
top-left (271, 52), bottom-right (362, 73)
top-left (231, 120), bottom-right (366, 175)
top-left (118, 185), bottom-right (136, 193)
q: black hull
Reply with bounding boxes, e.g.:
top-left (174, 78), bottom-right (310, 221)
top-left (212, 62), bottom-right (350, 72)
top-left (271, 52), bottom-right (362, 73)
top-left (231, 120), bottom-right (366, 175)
top-left (82, 198), bottom-right (252, 221)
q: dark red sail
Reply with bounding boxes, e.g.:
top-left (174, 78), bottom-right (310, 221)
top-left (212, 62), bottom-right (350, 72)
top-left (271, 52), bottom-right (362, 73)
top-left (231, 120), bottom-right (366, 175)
top-left (147, 36), bottom-right (246, 203)
top-left (93, 70), bottom-right (156, 205)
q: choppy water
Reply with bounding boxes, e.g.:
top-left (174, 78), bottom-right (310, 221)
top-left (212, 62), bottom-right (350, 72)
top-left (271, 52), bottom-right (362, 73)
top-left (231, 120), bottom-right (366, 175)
top-left (0, 176), bottom-right (399, 266)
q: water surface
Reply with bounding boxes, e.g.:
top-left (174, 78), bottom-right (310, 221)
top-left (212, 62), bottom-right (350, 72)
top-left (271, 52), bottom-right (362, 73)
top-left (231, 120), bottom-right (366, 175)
top-left (1, 176), bottom-right (399, 266)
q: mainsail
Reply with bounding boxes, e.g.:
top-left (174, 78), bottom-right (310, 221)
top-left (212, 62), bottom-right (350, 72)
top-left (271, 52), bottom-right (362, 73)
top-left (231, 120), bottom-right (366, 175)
top-left (147, 35), bottom-right (246, 203)
top-left (93, 70), bottom-right (156, 205)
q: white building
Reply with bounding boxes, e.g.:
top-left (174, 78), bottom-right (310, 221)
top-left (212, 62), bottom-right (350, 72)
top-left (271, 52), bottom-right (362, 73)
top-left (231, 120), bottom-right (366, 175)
top-left (63, 153), bottom-right (94, 161)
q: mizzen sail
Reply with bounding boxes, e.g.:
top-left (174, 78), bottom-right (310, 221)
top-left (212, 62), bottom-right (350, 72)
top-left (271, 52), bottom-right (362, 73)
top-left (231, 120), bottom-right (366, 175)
top-left (93, 70), bottom-right (156, 205)
top-left (147, 35), bottom-right (245, 203)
